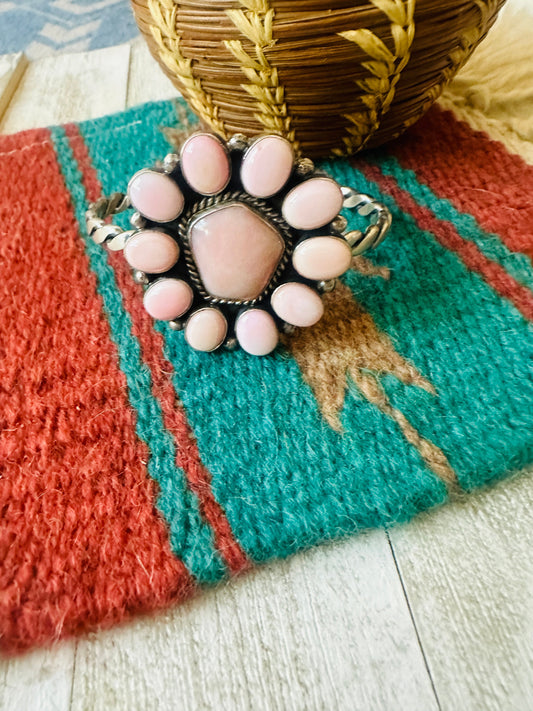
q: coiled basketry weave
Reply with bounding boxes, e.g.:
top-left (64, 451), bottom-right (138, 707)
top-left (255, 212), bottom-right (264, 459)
top-left (131, 0), bottom-right (505, 157)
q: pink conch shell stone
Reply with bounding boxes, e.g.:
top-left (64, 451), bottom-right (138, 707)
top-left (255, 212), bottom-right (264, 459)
top-left (189, 203), bottom-right (284, 301)
top-left (143, 279), bottom-right (193, 321)
top-left (282, 178), bottom-right (343, 230)
top-left (128, 170), bottom-right (184, 222)
top-left (124, 230), bottom-right (180, 274)
top-left (292, 236), bottom-right (352, 281)
top-left (185, 308), bottom-right (228, 352)
top-left (271, 282), bottom-right (324, 327)
top-left (240, 135), bottom-right (294, 198)
top-left (235, 309), bottom-right (279, 356)
top-left (181, 134), bottom-right (231, 195)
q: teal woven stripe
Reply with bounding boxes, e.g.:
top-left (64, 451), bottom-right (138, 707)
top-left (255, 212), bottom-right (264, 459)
top-left (54, 100), bottom-right (533, 571)
top-left (158, 319), bottom-right (448, 563)
top-left (51, 123), bottom-right (227, 585)
top-left (367, 153), bottom-right (533, 292)
top-left (326, 158), bottom-right (533, 491)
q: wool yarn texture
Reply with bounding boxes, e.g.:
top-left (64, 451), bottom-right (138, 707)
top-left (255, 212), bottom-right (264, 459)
top-left (0, 96), bottom-right (532, 654)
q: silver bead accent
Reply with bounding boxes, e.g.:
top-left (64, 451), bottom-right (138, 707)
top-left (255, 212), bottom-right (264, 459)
top-left (331, 215), bottom-right (348, 233)
top-left (130, 211), bottom-right (146, 229)
top-left (295, 158), bottom-right (314, 176)
top-left (224, 337), bottom-right (238, 351)
top-left (132, 270), bottom-right (149, 285)
top-left (168, 319), bottom-right (184, 331)
top-left (318, 279), bottom-right (337, 293)
top-left (227, 134), bottom-right (249, 151)
top-left (162, 153), bottom-right (179, 172)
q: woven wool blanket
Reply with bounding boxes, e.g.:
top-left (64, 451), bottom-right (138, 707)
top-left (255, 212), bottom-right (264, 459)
top-left (1, 96), bottom-right (532, 654)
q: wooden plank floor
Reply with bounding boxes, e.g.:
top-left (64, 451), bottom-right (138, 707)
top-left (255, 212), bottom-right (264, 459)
top-left (1, 6), bottom-right (532, 708)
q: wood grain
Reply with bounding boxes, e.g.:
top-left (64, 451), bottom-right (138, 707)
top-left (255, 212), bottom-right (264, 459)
top-left (0, 644), bottom-right (75, 711)
top-left (126, 38), bottom-right (179, 108)
top-left (71, 532), bottom-right (439, 711)
top-left (390, 469), bottom-right (533, 711)
top-left (0, 44), bottom-right (131, 134)
top-left (0, 53), bottom-right (27, 124)
top-left (1, 3), bottom-right (533, 706)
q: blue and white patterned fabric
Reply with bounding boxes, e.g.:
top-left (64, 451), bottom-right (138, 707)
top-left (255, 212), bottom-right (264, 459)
top-left (0, 0), bottom-right (138, 59)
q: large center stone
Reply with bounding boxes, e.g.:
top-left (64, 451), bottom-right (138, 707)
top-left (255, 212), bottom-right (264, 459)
top-left (189, 203), bottom-right (284, 301)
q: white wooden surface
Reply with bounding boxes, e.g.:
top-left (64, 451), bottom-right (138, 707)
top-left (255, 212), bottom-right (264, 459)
top-left (1, 3), bottom-right (533, 708)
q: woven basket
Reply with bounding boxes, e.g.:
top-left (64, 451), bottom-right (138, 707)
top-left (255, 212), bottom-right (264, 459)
top-left (131, 0), bottom-right (505, 157)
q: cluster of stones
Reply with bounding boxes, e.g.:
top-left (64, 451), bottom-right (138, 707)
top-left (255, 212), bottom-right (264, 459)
top-left (124, 132), bottom-right (353, 356)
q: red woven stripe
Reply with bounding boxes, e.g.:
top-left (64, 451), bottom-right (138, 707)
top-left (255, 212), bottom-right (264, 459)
top-left (65, 124), bottom-right (251, 575)
top-left (0, 130), bottom-right (193, 653)
top-left (360, 162), bottom-right (533, 322)
top-left (391, 106), bottom-right (533, 261)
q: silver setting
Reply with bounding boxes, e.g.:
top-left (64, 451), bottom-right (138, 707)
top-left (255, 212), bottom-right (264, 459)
top-left (86, 215), bottom-right (105, 236)
top-left (130, 211), bottom-right (146, 229)
top-left (345, 229), bottom-right (363, 248)
top-left (227, 133), bottom-right (249, 151)
top-left (282, 322), bottom-right (296, 335)
top-left (184, 307), bottom-right (228, 352)
top-left (295, 158), bottom-right (314, 176)
top-left (92, 224), bottom-right (122, 245)
top-left (179, 132), bottom-right (231, 196)
top-left (85, 133), bottom-right (393, 357)
top-left (241, 134), bottom-right (295, 198)
top-left (132, 270), bottom-right (149, 285)
top-left (224, 337), bottom-right (238, 351)
top-left (350, 224), bottom-right (381, 256)
top-left (331, 215), bottom-right (348, 233)
top-left (178, 191), bottom-right (294, 307)
top-left (85, 192), bottom-right (132, 246)
top-left (162, 153), bottom-right (179, 172)
top-left (292, 235), bottom-right (351, 282)
top-left (341, 189), bottom-right (392, 255)
top-left (281, 176), bottom-right (343, 230)
top-left (318, 279), bottom-right (337, 293)
top-left (126, 169), bottom-right (184, 223)
top-left (107, 230), bottom-right (134, 252)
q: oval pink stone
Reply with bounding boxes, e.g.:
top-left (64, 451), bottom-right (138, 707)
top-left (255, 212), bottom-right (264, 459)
top-left (181, 133), bottom-right (231, 195)
top-left (292, 236), bottom-right (352, 281)
top-left (235, 309), bottom-right (279, 356)
top-left (143, 279), bottom-right (193, 321)
top-left (241, 135), bottom-right (294, 198)
top-left (128, 170), bottom-right (184, 223)
top-left (271, 282), bottom-right (324, 328)
top-left (282, 178), bottom-right (343, 230)
top-left (124, 230), bottom-right (180, 274)
top-left (185, 308), bottom-right (228, 352)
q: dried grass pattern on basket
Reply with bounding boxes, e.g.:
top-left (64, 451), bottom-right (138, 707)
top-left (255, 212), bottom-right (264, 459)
top-left (147, 0), bottom-right (227, 135)
top-left (225, 0), bottom-right (298, 150)
top-left (336, 0), bottom-right (416, 156)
